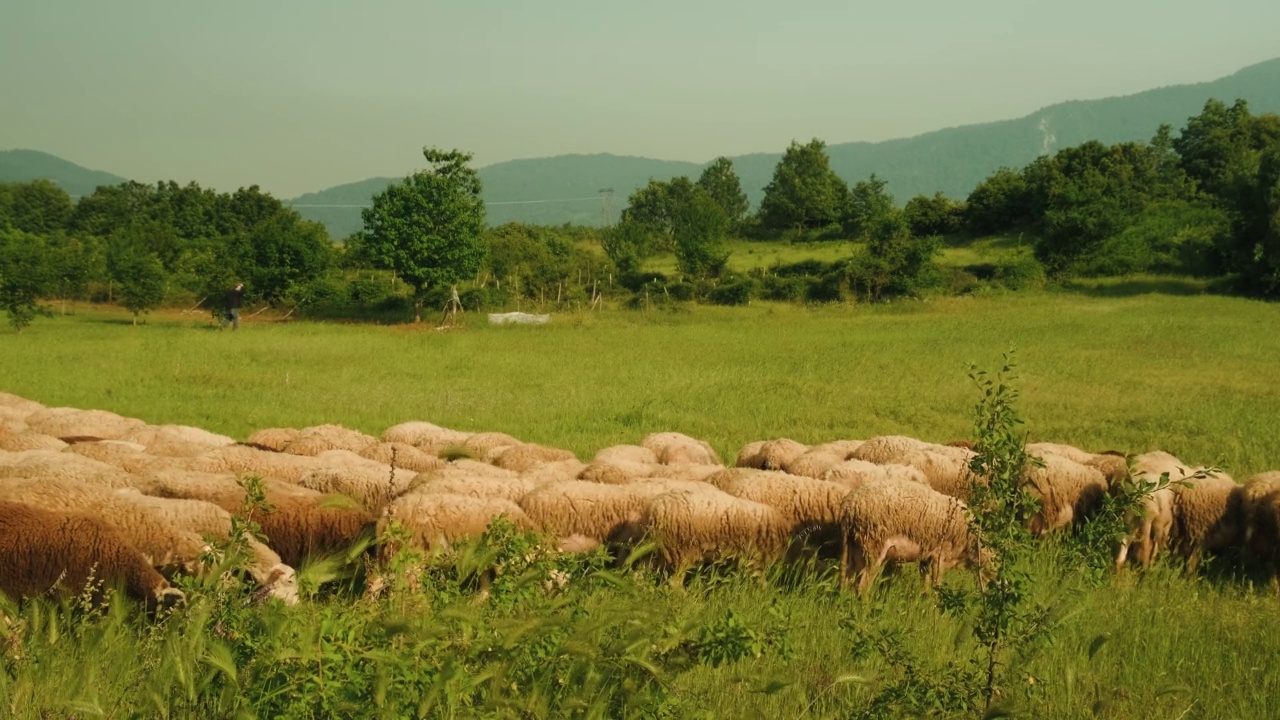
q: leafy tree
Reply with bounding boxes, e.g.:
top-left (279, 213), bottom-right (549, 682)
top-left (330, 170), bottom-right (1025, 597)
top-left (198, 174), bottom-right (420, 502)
top-left (696, 157), bottom-right (749, 227)
top-left (1173, 99), bottom-right (1259, 198)
top-left (360, 147), bottom-right (487, 322)
top-left (964, 167), bottom-right (1031, 235)
top-left (843, 174), bottom-right (896, 239)
top-left (599, 220), bottom-right (653, 275)
top-left (621, 178), bottom-right (729, 278)
top-left (225, 214), bottom-right (332, 302)
top-left (70, 181), bottom-right (157, 237)
top-left (758, 139), bottom-right (848, 231)
top-left (107, 237), bottom-right (167, 325)
top-left (1223, 142), bottom-right (1280, 294)
top-left (0, 180), bottom-right (74, 234)
top-left (849, 212), bottom-right (941, 300)
top-left (0, 230), bottom-right (54, 331)
top-left (904, 192), bottom-right (965, 237)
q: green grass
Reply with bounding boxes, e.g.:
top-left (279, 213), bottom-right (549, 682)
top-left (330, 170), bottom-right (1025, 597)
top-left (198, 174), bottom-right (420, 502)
top-left (3, 290), bottom-right (1280, 717)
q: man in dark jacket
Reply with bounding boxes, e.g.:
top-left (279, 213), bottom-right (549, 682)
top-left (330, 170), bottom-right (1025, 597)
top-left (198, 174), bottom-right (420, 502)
top-left (221, 282), bottom-right (245, 330)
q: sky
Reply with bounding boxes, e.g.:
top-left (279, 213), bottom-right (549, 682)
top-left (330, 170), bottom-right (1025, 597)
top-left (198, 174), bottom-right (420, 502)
top-left (2, 1), bottom-right (1278, 198)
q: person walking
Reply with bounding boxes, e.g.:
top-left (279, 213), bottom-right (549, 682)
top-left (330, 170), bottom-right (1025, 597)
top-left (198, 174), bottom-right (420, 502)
top-left (221, 282), bottom-right (245, 330)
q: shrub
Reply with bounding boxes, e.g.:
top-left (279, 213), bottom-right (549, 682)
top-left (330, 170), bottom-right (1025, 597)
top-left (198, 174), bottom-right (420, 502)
top-left (707, 277), bottom-right (757, 306)
top-left (994, 255), bottom-right (1047, 290)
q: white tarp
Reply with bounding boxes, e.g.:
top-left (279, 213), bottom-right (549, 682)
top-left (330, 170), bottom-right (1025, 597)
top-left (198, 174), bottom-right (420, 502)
top-left (488, 312), bottom-right (551, 325)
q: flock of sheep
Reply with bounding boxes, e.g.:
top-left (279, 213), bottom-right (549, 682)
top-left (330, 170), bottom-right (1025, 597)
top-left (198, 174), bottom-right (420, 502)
top-left (2, 389), bottom-right (1279, 610)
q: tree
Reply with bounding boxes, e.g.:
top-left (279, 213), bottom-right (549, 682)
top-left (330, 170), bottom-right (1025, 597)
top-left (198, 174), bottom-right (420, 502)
top-left (1173, 99), bottom-right (1257, 199)
top-left (360, 148), bottom-right (487, 322)
top-left (696, 157), bottom-right (749, 227)
top-left (904, 192), bottom-right (965, 237)
top-left (599, 220), bottom-right (653, 275)
top-left (843, 174), bottom-right (896, 239)
top-left (758, 139), bottom-right (848, 231)
top-left (107, 237), bottom-right (166, 325)
top-left (964, 167), bottom-right (1031, 235)
top-left (0, 230), bottom-right (54, 331)
top-left (620, 177), bottom-right (729, 278)
top-left (0, 180), bottom-right (74, 235)
top-left (849, 212), bottom-right (941, 300)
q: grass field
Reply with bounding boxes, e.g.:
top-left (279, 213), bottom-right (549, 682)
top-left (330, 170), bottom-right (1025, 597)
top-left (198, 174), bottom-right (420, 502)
top-left (2, 287), bottom-right (1280, 718)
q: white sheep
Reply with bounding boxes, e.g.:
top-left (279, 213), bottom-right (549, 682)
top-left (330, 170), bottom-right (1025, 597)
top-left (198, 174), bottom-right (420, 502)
top-left (636, 490), bottom-right (790, 584)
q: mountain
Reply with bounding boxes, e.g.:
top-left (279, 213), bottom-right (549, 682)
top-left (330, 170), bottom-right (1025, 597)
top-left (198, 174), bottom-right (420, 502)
top-left (0, 149), bottom-right (128, 199)
top-left (288, 56), bottom-right (1280, 237)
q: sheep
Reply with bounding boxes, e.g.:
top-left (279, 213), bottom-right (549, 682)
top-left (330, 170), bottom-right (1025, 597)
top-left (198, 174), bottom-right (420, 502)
top-left (717, 473), bottom-right (852, 559)
top-left (108, 489), bottom-right (299, 604)
top-left (648, 462), bottom-right (723, 483)
top-left (463, 432), bottom-right (523, 459)
top-left (1169, 472), bottom-right (1245, 573)
top-left (358, 442), bottom-right (445, 473)
top-left (838, 478), bottom-right (994, 595)
top-left (380, 421), bottom-right (471, 451)
top-left (808, 440), bottom-right (865, 460)
top-left (1023, 454), bottom-right (1109, 535)
top-left (25, 407), bottom-right (146, 441)
top-left (520, 459), bottom-right (587, 485)
top-left (490, 443), bottom-right (577, 473)
top-left (518, 481), bottom-right (653, 546)
top-left (1028, 442), bottom-right (1130, 485)
top-left (0, 450), bottom-right (136, 488)
top-left (641, 432), bottom-right (720, 466)
top-left (64, 439), bottom-right (149, 466)
top-left (851, 435), bottom-right (929, 464)
top-left (579, 460), bottom-right (663, 485)
top-left (188, 445), bottom-right (323, 484)
top-left (135, 471), bottom-right (376, 568)
top-left (122, 424), bottom-right (236, 452)
top-left (891, 449), bottom-right (980, 500)
top-left (0, 431), bottom-right (68, 452)
top-left (0, 392), bottom-right (43, 415)
top-left (0, 479), bottom-right (211, 577)
top-left (379, 492), bottom-right (535, 551)
top-left (1242, 473), bottom-right (1280, 590)
top-left (593, 445), bottom-right (658, 466)
top-left (821, 459), bottom-right (930, 489)
top-left (282, 424), bottom-right (378, 456)
top-left (1116, 451), bottom-right (1196, 569)
top-left (783, 450), bottom-right (845, 479)
top-left (295, 464), bottom-right (416, 512)
top-left (243, 427), bottom-right (300, 452)
top-left (636, 490), bottom-right (790, 584)
top-left (739, 438), bottom-right (810, 471)
top-left (410, 475), bottom-right (541, 504)
top-left (733, 440), bottom-right (766, 468)
top-left (0, 501), bottom-right (184, 608)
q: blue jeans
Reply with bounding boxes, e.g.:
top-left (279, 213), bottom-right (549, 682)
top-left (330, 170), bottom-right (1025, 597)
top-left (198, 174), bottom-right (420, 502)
top-left (221, 308), bottom-right (240, 330)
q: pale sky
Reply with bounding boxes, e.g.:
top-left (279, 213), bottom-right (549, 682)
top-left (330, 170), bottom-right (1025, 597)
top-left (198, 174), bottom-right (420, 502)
top-left (2, 1), bottom-right (1277, 198)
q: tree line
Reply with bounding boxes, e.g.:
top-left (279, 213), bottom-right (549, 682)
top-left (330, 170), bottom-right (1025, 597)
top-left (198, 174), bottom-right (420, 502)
top-left (3, 97), bottom-right (1278, 330)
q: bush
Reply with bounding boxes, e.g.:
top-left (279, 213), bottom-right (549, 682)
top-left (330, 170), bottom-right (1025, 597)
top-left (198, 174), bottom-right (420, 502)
top-left (707, 278), bottom-right (757, 306)
top-left (346, 275), bottom-right (391, 308)
top-left (994, 255), bottom-right (1047, 290)
top-left (939, 266), bottom-right (984, 295)
top-left (760, 275), bottom-right (809, 302)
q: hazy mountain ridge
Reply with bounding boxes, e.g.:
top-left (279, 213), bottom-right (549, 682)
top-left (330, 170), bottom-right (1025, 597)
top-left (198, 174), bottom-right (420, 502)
top-left (0, 150), bottom-right (127, 199)
top-left (5, 57), bottom-right (1278, 238)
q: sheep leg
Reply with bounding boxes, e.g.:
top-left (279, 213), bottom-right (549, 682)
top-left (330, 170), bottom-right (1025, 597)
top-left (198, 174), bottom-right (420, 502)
top-left (839, 534), bottom-right (850, 589)
top-left (1135, 518), bottom-right (1155, 569)
top-left (1114, 536), bottom-right (1132, 570)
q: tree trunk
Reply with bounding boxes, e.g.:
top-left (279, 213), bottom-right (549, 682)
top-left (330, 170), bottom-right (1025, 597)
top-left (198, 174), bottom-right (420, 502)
top-left (132, 312), bottom-right (138, 326)
top-left (413, 294), bottom-right (423, 323)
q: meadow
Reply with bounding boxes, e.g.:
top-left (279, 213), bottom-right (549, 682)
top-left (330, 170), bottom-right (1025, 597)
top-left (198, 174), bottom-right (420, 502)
top-left (2, 286), bottom-right (1280, 718)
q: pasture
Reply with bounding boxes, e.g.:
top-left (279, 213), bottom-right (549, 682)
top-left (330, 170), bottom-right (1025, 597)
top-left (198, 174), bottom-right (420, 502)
top-left (2, 286), bottom-right (1279, 718)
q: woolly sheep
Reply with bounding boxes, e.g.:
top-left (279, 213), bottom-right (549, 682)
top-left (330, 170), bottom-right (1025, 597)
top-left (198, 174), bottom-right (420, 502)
top-left (108, 489), bottom-right (299, 604)
top-left (890, 449), bottom-right (980, 500)
top-left (135, 471), bottom-right (376, 568)
top-left (518, 481), bottom-right (652, 544)
top-left (1028, 442), bottom-right (1130, 485)
top-left (358, 442), bottom-right (445, 473)
top-left (783, 450), bottom-right (845, 479)
top-left (1024, 454), bottom-right (1109, 535)
top-left (0, 479), bottom-right (211, 577)
top-left (0, 501), bottom-right (184, 608)
top-left (520, 458), bottom-right (587, 485)
top-left (0, 392), bottom-right (43, 414)
top-left (490, 443), bottom-right (577, 473)
top-left (283, 424), bottom-right (378, 456)
top-left (641, 432), bottom-right (721, 466)
top-left (380, 421), bottom-right (471, 451)
top-left (648, 462), bottom-right (723, 483)
top-left (742, 438), bottom-right (810, 471)
top-left (243, 427), bottom-right (300, 452)
top-left (593, 445), bottom-right (659, 466)
top-left (296, 464), bottom-right (417, 512)
top-left (463, 432), bottom-right (522, 459)
top-left (188, 445), bottom-right (323, 484)
top-left (733, 440), bottom-right (766, 468)
top-left (1170, 472), bottom-right (1244, 573)
top-left (25, 407), bottom-right (146, 441)
top-left (1116, 451), bottom-right (1195, 569)
top-left (579, 460), bottom-right (664, 485)
top-left (718, 473), bottom-right (852, 559)
top-left (122, 424), bottom-right (236, 452)
top-left (838, 478), bottom-right (994, 594)
top-left (0, 450), bottom-right (136, 488)
top-left (1242, 473), bottom-right (1280, 590)
top-left (821, 459), bottom-right (929, 489)
top-left (809, 440), bottom-right (865, 460)
top-left (64, 440), bottom-right (149, 466)
top-left (0, 431), bottom-right (67, 452)
top-left (851, 436), bottom-right (929, 464)
top-left (409, 475), bottom-right (541, 504)
top-left (380, 492), bottom-right (535, 551)
top-left (637, 490), bottom-right (790, 583)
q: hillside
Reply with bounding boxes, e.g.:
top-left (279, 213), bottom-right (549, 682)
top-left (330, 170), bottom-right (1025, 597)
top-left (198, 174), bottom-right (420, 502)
top-left (289, 55), bottom-right (1280, 236)
top-left (0, 149), bottom-right (128, 198)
